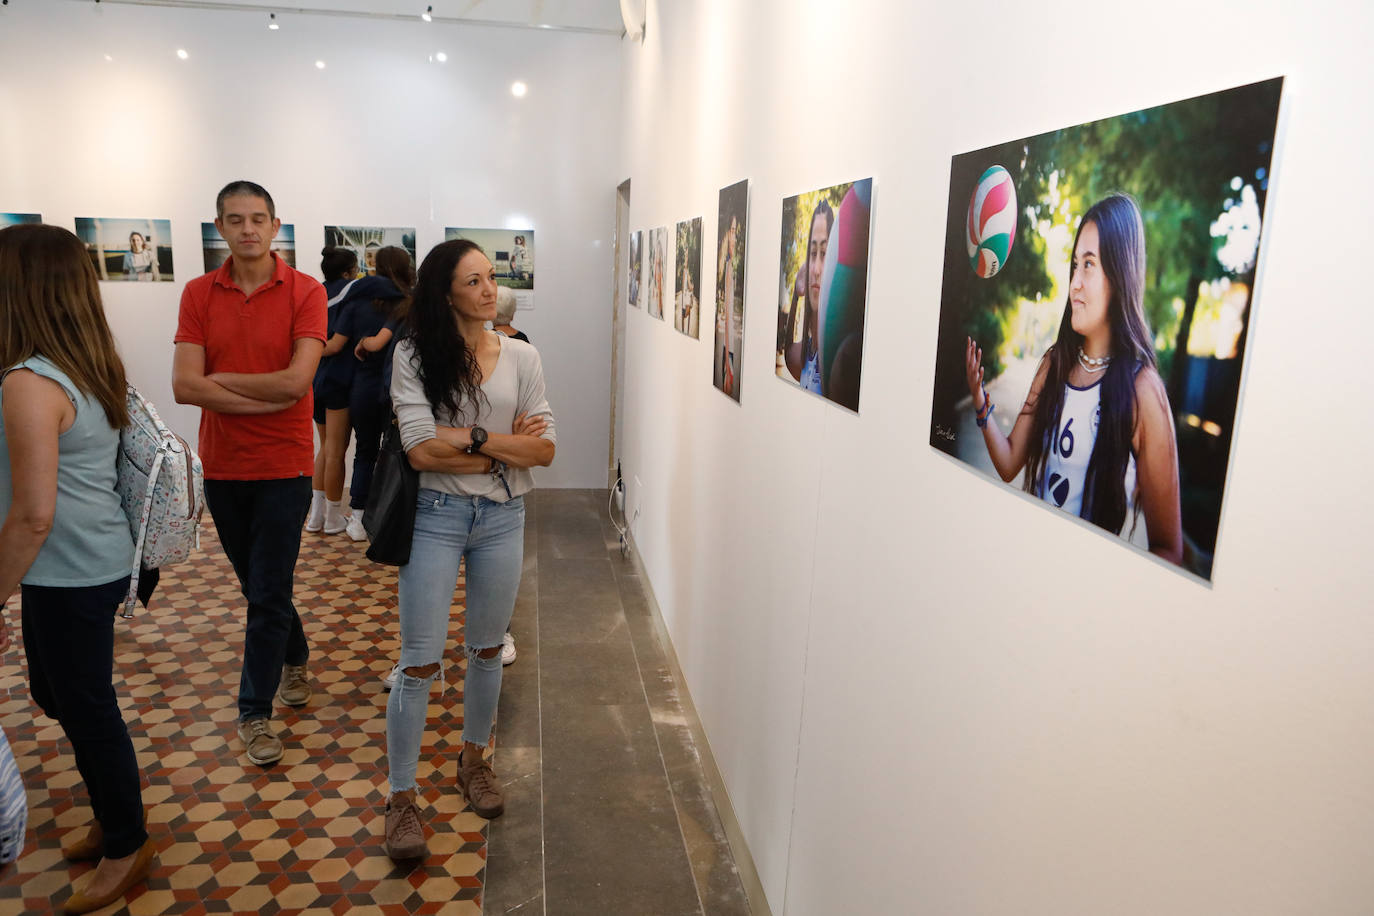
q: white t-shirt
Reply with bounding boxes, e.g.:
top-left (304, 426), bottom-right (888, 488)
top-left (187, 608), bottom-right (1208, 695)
top-left (1040, 378), bottom-right (1136, 524)
top-left (391, 334), bottom-right (556, 502)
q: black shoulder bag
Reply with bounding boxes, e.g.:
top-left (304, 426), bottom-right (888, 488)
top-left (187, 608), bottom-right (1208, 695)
top-left (363, 417), bottom-right (419, 566)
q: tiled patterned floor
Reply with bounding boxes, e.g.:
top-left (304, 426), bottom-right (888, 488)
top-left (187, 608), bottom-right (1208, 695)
top-left (0, 522), bottom-right (487, 915)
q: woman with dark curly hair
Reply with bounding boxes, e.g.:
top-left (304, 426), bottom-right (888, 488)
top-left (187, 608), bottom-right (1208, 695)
top-left (381, 239), bottom-right (555, 860)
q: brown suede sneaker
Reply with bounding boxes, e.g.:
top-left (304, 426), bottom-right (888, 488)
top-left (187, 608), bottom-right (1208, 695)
top-left (236, 717), bottom-right (284, 766)
top-left (277, 664), bottom-right (312, 707)
top-left (457, 750), bottom-right (505, 819)
top-left (383, 792), bottom-right (429, 860)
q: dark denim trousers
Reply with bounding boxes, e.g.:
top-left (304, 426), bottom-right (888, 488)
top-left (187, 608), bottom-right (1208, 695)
top-left (21, 575), bottom-right (149, 858)
top-left (205, 477), bottom-right (312, 722)
top-left (348, 380), bottom-right (387, 511)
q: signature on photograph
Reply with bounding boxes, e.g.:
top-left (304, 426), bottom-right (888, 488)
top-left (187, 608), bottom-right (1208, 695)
top-left (934, 424), bottom-right (955, 442)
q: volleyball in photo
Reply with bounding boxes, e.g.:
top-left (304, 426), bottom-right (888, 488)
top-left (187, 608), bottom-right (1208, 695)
top-left (966, 165), bottom-right (1016, 278)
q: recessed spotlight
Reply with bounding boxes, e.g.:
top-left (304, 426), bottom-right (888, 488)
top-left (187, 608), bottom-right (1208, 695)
top-left (511, 81), bottom-right (528, 98)
top-left (435, 51), bottom-right (448, 63)
top-left (268, 13), bottom-right (279, 29)
top-left (176, 48), bottom-right (189, 60)
top-left (104, 54), bottom-right (113, 62)
top-left (421, 5), bottom-right (433, 22)
top-left (315, 60), bottom-right (326, 69)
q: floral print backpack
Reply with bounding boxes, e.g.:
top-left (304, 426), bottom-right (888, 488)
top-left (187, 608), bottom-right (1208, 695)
top-left (116, 385), bottom-right (205, 617)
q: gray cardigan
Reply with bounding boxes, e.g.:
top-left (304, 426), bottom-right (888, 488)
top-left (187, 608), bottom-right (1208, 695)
top-left (391, 335), bottom-right (556, 501)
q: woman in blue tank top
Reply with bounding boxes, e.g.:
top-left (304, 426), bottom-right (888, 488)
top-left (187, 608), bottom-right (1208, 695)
top-left (0, 224), bottom-right (159, 912)
top-left (962, 194), bottom-right (1184, 565)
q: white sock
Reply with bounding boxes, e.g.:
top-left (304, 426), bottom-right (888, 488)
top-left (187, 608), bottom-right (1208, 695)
top-left (324, 499), bottom-right (347, 528)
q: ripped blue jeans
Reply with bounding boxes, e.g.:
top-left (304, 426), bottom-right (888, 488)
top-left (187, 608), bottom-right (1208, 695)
top-left (387, 489), bottom-right (525, 794)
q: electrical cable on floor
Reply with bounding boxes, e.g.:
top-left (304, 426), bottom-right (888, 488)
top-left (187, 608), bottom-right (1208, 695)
top-left (608, 477), bottom-right (629, 557)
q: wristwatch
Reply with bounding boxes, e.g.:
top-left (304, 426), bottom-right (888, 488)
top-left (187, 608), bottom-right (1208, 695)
top-left (466, 426), bottom-right (488, 454)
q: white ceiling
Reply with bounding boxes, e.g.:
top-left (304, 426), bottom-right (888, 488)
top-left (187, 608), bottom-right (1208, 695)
top-left (67, 0), bottom-right (627, 34)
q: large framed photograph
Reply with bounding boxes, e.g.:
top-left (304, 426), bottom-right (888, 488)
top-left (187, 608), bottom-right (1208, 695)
top-left (74, 217), bottom-right (174, 282)
top-left (714, 180), bottom-right (749, 401)
top-left (774, 178), bottom-right (873, 412)
top-left (628, 229), bottom-right (642, 308)
top-left (674, 217), bottom-right (702, 339)
top-left (647, 226), bottom-right (668, 321)
top-left (446, 227), bottom-right (535, 309)
top-left (1, 213), bottom-right (41, 229)
top-left (202, 221), bottom-right (296, 273)
top-left (325, 225), bottom-right (416, 278)
top-left (927, 77), bottom-right (1284, 581)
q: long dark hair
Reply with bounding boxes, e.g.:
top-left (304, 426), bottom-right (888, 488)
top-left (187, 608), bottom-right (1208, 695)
top-left (372, 245), bottom-right (415, 318)
top-left (402, 239), bottom-right (487, 419)
top-left (0, 224), bottom-right (129, 427)
top-left (1023, 194), bottom-right (1154, 534)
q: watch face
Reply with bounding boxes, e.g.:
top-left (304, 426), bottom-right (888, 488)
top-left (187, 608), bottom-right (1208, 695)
top-left (471, 427), bottom-right (487, 449)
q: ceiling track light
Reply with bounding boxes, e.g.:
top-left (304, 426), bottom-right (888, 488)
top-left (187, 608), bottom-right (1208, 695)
top-left (421, 5), bottom-right (432, 22)
top-left (268, 13), bottom-right (279, 29)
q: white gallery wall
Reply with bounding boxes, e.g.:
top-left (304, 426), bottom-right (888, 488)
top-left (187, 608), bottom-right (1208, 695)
top-left (617, 1), bottom-right (1374, 914)
top-left (0, 0), bottom-right (620, 488)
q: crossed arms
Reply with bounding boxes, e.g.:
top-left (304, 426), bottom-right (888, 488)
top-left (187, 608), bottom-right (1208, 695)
top-left (172, 338), bottom-right (324, 414)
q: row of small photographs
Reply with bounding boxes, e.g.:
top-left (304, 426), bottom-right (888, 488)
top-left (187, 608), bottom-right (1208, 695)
top-left (0, 215), bottom-right (535, 307)
top-left (627, 76), bottom-right (1283, 584)
top-left (630, 175), bottom-right (872, 416)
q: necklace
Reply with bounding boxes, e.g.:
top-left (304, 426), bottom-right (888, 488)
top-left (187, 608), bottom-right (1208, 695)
top-left (1077, 348), bottom-right (1111, 373)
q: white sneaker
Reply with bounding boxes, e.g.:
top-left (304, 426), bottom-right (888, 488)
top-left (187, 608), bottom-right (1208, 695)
top-left (383, 664), bottom-right (401, 690)
top-left (501, 631), bottom-right (516, 666)
top-left (304, 491), bottom-right (326, 532)
top-left (323, 500), bottom-right (348, 535)
top-left (346, 514), bottom-right (368, 542)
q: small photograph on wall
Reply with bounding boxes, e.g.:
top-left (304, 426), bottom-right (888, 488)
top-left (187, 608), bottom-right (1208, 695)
top-left (446, 227), bottom-right (535, 309)
top-left (628, 230), bottom-right (642, 308)
top-left (714, 180), bottom-right (749, 401)
top-left (647, 226), bottom-right (668, 321)
top-left (202, 222), bottom-right (296, 273)
top-left (926, 77), bottom-right (1284, 582)
top-left (1, 213), bottom-right (41, 229)
top-left (774, 178), bottom-right (873, 412)
top-left (325, 225), bottom-right (417, 279)
top-left (74, 217), bottom-right (174, 282)
top-left (674, 217), bottom-right (702, 339)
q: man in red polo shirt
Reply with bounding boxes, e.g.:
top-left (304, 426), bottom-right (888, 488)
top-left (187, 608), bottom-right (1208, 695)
top-left (172, 181), bottom-right (326, 767)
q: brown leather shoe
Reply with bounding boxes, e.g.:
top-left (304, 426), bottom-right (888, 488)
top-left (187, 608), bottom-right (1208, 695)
top-left (62, 809), bottom-right (148, 862)
top-left (61, 823), bottom-right (103, 862)
top-left (61, 836), bottom-right (156, 914)
top-left (457, 749), bottom-right (505, 819)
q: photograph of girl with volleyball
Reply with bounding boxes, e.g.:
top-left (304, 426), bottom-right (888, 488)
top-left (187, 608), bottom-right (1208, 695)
top-left (928, 78), bottom-right (1283, 581)
top-left (963, 194), bottom-right (1182, 564)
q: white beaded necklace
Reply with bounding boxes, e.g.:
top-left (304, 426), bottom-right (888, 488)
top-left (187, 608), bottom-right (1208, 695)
top-left (1077, 347), bottom-right (1111, 373)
